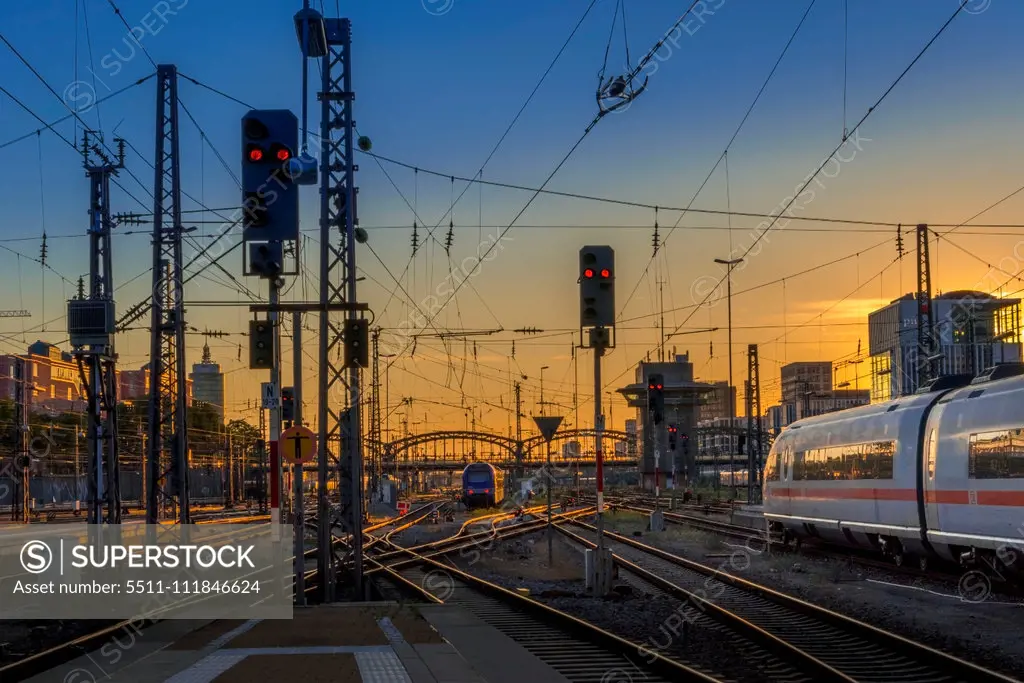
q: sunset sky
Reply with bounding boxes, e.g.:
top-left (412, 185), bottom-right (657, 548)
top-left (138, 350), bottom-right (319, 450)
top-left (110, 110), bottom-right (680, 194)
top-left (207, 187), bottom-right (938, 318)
top-left (2, 0), bottom-right (1024, 440)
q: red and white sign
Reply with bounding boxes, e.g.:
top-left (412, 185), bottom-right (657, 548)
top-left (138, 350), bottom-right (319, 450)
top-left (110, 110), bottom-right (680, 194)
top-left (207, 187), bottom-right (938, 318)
top-left (397, 501), bottom-right (410, 514)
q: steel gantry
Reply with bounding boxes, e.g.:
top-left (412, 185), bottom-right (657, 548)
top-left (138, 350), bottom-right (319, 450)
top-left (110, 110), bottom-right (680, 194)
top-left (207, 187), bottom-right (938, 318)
top-left (147, 65), bottom-right (190, 525)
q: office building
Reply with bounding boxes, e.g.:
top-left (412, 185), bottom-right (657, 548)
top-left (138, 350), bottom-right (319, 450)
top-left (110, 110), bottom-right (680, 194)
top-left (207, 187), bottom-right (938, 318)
top-left (699, 380), bottom-right (736, 421)
top-left (868, 291), bottom-right (1022, 401)
top-left (190, 343), bottom-right (226, 420)
top-left (780, 361), bottom-right (832, 404)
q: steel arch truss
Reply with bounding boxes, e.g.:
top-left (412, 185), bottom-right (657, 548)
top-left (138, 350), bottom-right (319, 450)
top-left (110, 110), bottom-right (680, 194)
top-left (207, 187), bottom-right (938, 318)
top-left (522, 428), bottom-right (633, 456)
top-left (379, 428), bottom-right (637, 469)
top-left (383, 431), bottom-right (518, 464)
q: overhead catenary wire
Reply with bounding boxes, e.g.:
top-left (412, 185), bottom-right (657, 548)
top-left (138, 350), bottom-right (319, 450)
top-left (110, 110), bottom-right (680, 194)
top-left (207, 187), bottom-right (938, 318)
top-left (82, 0), bottom-right (104, 132)
top-left (617, 0), bottom-right (818, 320)
top-left (365, 0), bottom-right (602, 340)
top-left (0, 75), bottom-right (155, 153)
top-left (661, 2), bottom-right (970, 348)
top-left (364, 151), bottom-right (930, 229)
top-left (379, 0), bottom-right (722, 367)
top-left (0, 3), bottom-right (1011, 431)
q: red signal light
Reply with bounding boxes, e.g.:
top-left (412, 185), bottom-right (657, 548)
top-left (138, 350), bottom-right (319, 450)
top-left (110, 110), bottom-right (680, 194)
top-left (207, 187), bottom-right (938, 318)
top-left (584, 268), bottom-right (594, 278)
top-left (600, 268), bottom-right (611, 278)
top-left (248, 147), bottom-right (264, 162)
top-left (656, 383), bottom-right (663, 390)
top-left (276, 148), bottom-right (291, 161)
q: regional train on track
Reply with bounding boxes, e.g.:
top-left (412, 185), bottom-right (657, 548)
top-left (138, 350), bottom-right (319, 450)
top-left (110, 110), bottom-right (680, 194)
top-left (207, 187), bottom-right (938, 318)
top-left (461, 462), bottom-right (505, 508)
top-left (764, 364), bottom-right (1024, 574)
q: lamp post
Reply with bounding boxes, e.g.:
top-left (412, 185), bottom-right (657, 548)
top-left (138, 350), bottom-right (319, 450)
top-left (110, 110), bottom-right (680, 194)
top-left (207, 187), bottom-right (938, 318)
top-left (714, 258), bottom-right (743, 424)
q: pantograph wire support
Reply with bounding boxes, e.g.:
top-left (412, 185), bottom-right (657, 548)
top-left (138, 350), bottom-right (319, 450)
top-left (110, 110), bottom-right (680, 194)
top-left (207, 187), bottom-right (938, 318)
top-left (595, 0), bottom-right (648, 116)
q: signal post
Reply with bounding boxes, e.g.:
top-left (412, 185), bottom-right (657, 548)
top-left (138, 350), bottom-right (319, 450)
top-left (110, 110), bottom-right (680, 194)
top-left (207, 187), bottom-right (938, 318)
top-left (647, 374), bottom-right (665, 500)
top-left (241, 20), bottom-right (372, 600)
top-left (580, 246), bottom-right (615, 596)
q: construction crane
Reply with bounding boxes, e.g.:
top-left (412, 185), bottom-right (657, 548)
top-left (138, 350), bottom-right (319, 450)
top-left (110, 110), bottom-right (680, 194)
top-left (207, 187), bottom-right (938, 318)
top-left (0, 310), bottom-right (31, 318)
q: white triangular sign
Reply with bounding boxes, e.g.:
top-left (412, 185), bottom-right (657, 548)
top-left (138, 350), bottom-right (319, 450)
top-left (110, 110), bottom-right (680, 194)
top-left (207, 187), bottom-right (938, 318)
top-left (533, 415), bottom-right (563, 443)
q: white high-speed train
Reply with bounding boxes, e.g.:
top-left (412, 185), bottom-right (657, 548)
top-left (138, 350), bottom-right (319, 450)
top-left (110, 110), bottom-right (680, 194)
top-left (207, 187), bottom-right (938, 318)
top-left (764, 364), bottom-right (1024, 572)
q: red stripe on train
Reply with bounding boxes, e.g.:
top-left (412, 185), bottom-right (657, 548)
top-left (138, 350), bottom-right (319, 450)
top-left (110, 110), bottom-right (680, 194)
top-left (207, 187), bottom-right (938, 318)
top-left (769, 488), bottom-right (1024, 506)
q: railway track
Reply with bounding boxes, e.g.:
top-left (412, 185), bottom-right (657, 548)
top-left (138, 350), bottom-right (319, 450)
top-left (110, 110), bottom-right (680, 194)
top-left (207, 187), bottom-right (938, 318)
top-left (559, 519), bottom-right (1017, 683)
top-left (618, 499), bottom-right (1017, 593)
top-left (373, 521), bottom-right (715, 682)
top-left (10, 501), bottom-right (1016, 683)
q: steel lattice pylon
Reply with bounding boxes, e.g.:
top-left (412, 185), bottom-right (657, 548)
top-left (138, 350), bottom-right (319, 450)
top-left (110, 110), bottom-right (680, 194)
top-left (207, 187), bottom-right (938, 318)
top-left (916, 223), bottom-right (935, 389)
top-left (746, 343), bottom-right (762, 504)
top-left (369, 327), bottom-right (381, 498)
top-left (317, 18), bottom-right (364, 601)
top-left (147, 64), bottom-right (190, 525)
top-left (74, 131), bottom-right (124, 526)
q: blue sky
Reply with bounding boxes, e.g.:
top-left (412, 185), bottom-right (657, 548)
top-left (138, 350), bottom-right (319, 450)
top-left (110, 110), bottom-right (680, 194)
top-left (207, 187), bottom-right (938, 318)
top-left (1, 0), bottom-right (1022, 428)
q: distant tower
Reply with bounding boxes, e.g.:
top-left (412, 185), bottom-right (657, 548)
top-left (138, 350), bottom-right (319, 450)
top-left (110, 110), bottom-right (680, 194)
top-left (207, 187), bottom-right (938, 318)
top-left (190, 342), bottom-right (225, 421)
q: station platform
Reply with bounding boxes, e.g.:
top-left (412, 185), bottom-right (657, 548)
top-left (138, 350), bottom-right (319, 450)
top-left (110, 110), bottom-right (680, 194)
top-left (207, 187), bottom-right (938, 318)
top-left (23, 602), bottom-right (572, 683)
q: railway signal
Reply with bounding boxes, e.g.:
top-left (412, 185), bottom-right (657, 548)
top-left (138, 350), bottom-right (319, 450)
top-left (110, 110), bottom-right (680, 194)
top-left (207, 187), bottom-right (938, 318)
top-left (580, 246), bottom-right (615, 330)
top-left (647, 373), bottom-right (665, 425)
top-left (281, 387), bottom-right (295, 423)
top-left (241, 109), bottom-right (300, 242)
top-left (668, 424), bottom-right (677, 450)
top-left (249, 319), bottom-right (273, 369)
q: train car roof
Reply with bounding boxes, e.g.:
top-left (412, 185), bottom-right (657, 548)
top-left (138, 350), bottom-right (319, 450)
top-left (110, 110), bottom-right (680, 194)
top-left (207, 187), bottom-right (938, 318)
top-left (935, 368), bottom-right (1024, 405)
top-left (773, 390), bottom-right (941, 451)
top-left (782, 390), bottom-right (936, 432)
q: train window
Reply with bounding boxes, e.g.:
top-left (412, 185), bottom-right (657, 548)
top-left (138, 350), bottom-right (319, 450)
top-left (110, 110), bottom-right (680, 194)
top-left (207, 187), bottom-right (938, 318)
top-left (969, 429), bottom-right (1024, 479)
top-left (926, 429), bottom-right (937, 479)
top-left (792, 440), bottom-right (896, 480)
top-left (792, 450), bottom-right (806, 481)
top-left (764, 448), bottom-right (779, 480)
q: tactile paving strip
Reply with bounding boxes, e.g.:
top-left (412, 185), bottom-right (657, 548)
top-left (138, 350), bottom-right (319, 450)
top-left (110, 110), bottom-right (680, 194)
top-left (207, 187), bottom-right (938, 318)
top-left (208, 620), bottom-right (262, 649)
top-left (355, 651), bottom-right (413, 683)
top-left (164, 646), bottom-right (399, 683)
top-left (376, 616), bottom-right (406, 644)
top-left (164, 653), bottom-right (248, 683)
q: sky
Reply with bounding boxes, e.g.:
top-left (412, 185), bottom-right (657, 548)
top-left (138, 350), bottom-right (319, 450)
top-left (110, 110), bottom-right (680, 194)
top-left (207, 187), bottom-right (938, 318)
top-left (1, 0), bottom-right (1024, 439)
